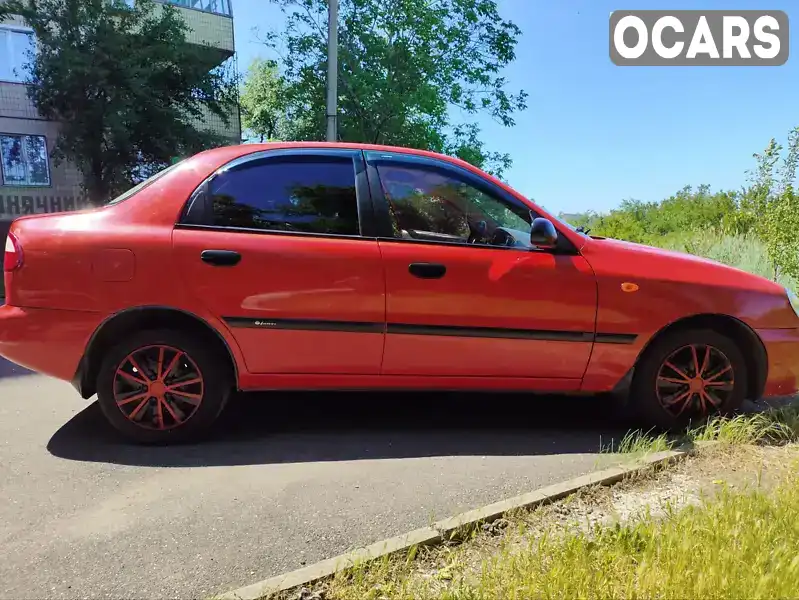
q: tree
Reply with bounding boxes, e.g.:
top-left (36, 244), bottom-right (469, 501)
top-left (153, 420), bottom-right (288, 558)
top-left (0, 0), bottom-right (237, 204)
top-left (742, 129), bottom-right (799, 280)
top-left (261, 0), bottom-right (527, 178)
top-left (240, 58), bottom-right (289, 142)
top-left (445, 123), bottom-right (512, 181)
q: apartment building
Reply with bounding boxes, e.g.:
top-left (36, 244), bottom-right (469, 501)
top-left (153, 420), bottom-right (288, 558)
top-left (0, 0), bottom-right (240, 241)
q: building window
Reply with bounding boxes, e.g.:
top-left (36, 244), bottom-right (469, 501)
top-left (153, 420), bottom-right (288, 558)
top-left (0, 135), bottom-right (51, 187)
top-left (0, 27), bottom-right (35, 83)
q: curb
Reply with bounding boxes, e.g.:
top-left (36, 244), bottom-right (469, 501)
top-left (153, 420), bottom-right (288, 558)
top-left (215, 448), bottom-right (689, 600)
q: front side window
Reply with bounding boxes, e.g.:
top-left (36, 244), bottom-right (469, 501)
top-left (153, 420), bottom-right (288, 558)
top-left (0, 27), bottom-right (35, 83)
top-left (209, 156), bottom-right (360, 235)
top-left (376, 163), bottom-right (530, 244)
top-left (0, 134), bottom-right (51, 187)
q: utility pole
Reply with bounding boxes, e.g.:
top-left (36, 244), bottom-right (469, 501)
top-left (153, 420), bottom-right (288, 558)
top-left (325, 0), bottom-right (338, 142)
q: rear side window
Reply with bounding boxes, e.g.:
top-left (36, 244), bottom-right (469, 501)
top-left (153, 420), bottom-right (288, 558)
top-left (208, 156), bottom-right (360, 235)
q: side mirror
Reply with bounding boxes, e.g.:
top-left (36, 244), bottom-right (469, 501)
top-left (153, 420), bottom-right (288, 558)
top-left (530, 217), bottom-right (558, 248)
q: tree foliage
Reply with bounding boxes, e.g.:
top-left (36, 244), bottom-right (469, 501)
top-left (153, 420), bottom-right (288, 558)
top-left (261, 0), bottom-right (527, 178)
top-left (240, 58), bottom-right (289, 142)
top-left (1, 0), bottom-right (237, 204)
top-left (561, 127), bottom-right (799, 282)
top-left (742, 128), bottom-right (799, 280)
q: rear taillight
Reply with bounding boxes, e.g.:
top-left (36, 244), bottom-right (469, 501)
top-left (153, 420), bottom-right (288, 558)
top-left (4, 232), bottom-right (23, 272)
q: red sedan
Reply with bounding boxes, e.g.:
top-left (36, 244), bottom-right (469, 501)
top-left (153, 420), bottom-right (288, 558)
top-left (1, 142), bottom-right (798, 443)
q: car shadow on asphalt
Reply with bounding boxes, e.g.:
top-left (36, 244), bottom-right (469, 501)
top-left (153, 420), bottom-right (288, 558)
top-left (47, 391), bottom-right (635, 468)
top-left (0, 357), bottom-right (36, 379)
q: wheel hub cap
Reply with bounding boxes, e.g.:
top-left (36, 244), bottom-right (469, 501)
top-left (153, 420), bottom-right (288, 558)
top-left (688, 377), bottom-right (704, 393)
top-left (112, 344), bottom-right (204, 431)
top-left (149, 381), bottom-right (166, 397)
top-left (655, 343), bottom-right (735, 419)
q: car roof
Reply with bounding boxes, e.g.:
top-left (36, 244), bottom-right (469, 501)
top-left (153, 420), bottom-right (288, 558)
top-left (195, 141), bottom-right (481, 173)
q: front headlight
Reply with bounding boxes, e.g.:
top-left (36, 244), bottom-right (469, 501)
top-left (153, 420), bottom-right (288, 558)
top-left (787, 287), bottom-right (799, 319)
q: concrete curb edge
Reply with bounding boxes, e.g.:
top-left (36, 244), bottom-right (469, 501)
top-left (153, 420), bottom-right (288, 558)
top-left (216, 448), bottom-right (689, 600)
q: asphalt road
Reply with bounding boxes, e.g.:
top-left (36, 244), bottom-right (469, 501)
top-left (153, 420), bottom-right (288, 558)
top-left (0, 357), bottom-right (633, 599)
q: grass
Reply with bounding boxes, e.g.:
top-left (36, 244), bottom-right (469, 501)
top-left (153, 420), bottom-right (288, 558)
top-left (602, 428), bottom-right (672, 456)
top-left (601, 406), bottom-right (799, 457)
top-left (306, 447), bottom-right (799, 600)
top-left (690, 409), bottom-right (799, 444)
top-left (439, 476), bottom-right (799, 599)
top-left (267, 412), bottom-right (799, 600)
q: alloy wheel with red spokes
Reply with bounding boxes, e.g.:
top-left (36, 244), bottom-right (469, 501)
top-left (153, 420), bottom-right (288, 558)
top-left (655, 343), bottom-right (735, 419)
top-left (113, 345), bottom-right (204, 431)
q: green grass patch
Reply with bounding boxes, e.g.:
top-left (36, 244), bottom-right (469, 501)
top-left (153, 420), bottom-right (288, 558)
top-left (603, 406), bottom-right (799, 456)
top-left (690, 409), bottom-right (798, 445)
top-left (320, 464), bottom-right (799, 600)
top-left (446, 476), bottom-right (799, 599)
top-left (601, 428), bottom-right (672, 456)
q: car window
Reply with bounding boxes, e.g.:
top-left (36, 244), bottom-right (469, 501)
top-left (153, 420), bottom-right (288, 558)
top-left (376, 163), bottom-right (530, 244)
top-left (107, 159), bottom-right (186, 206)
top-left (209, 156), bottom-right (360, 235)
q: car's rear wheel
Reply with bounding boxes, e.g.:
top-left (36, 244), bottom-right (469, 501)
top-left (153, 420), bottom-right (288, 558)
top-left (96, 329), bottom-right (232, 444)
top-left (630, 328), bottom-right (747, 430)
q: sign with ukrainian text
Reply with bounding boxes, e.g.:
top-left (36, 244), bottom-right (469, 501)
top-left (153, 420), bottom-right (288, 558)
top-left (0, 193), bottom-right (91, 221)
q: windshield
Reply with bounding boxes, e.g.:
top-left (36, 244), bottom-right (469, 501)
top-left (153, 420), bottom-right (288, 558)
top-left (533, 204), bottom-right (587, 236)
top-left (561, 219), bottom-right (587, 235)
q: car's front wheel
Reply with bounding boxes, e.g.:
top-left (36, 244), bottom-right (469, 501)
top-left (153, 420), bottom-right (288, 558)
top-left (96, 329), bottom-right (232, 444)
top-left (630, 328), bottom-right (747, 430)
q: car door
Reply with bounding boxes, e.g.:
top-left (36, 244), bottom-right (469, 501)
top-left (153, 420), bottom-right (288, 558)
top-left (172, 148), bottom-right (386, 375)
top-left (364, 150), bottom-right (599, 384)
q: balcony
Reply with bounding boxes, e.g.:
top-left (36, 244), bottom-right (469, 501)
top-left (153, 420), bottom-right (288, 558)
top-left (124, 1), bottom-right (234, 56)
top-left (161, 0), bottom-right (232, 17)
top-left (126, 0), bottom-right (232, 18)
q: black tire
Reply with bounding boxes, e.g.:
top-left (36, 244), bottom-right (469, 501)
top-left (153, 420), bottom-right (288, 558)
top-left (96, 328), bottom-right (233, 444)
top-left (629, 328), bottom-right (748, 431)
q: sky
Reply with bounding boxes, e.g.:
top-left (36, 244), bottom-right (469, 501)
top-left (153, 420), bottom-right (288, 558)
top-left (228, 0), bottom-right (799, 215)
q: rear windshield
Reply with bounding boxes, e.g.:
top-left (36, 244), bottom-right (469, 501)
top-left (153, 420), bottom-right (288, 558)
top-left (106, 160), bottom-right (186, 206)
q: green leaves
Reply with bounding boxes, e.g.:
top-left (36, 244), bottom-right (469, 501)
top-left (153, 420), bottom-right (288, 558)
top-left (260, 0), bottom-right (526, 175)
top-left (240, 58), bottom-right (289, 142)
top-left (4, 0), bottom-right (238, 203)
top-left (743, 128), bottom-right (799, 280)
top-left (559, 126), bottom-right (799, 287)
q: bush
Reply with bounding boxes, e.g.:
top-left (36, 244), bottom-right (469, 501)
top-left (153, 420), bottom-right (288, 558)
top-left (560, 129), bottom-right (799, 285)
top-left (660, 231), bottom-right (798, 293)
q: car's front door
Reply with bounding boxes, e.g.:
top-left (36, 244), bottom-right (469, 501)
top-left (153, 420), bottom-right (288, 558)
top-left (365, 151), bottom-right (599, 384)
top-left (173, 148), bottom-right (386, 375)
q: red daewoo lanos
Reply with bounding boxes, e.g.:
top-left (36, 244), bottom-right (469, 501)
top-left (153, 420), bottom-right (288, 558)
top-left (1, 143), bottom-right (798, 443)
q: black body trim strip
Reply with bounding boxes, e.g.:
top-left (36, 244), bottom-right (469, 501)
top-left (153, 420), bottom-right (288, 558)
top-left (222, 317), bottom-right (638, 344)
top-left (223, 317), bottom-right (384, 334)
top-left (386, 323), bottom-right (593, 342)
top-left (595, 333), bottom-right (638, 345)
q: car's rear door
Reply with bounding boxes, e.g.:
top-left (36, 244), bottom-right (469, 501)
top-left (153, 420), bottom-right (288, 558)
top-left (172, 148), bottom-right (386, 375)
top-left (365, 150), bottom-right (600, 385)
